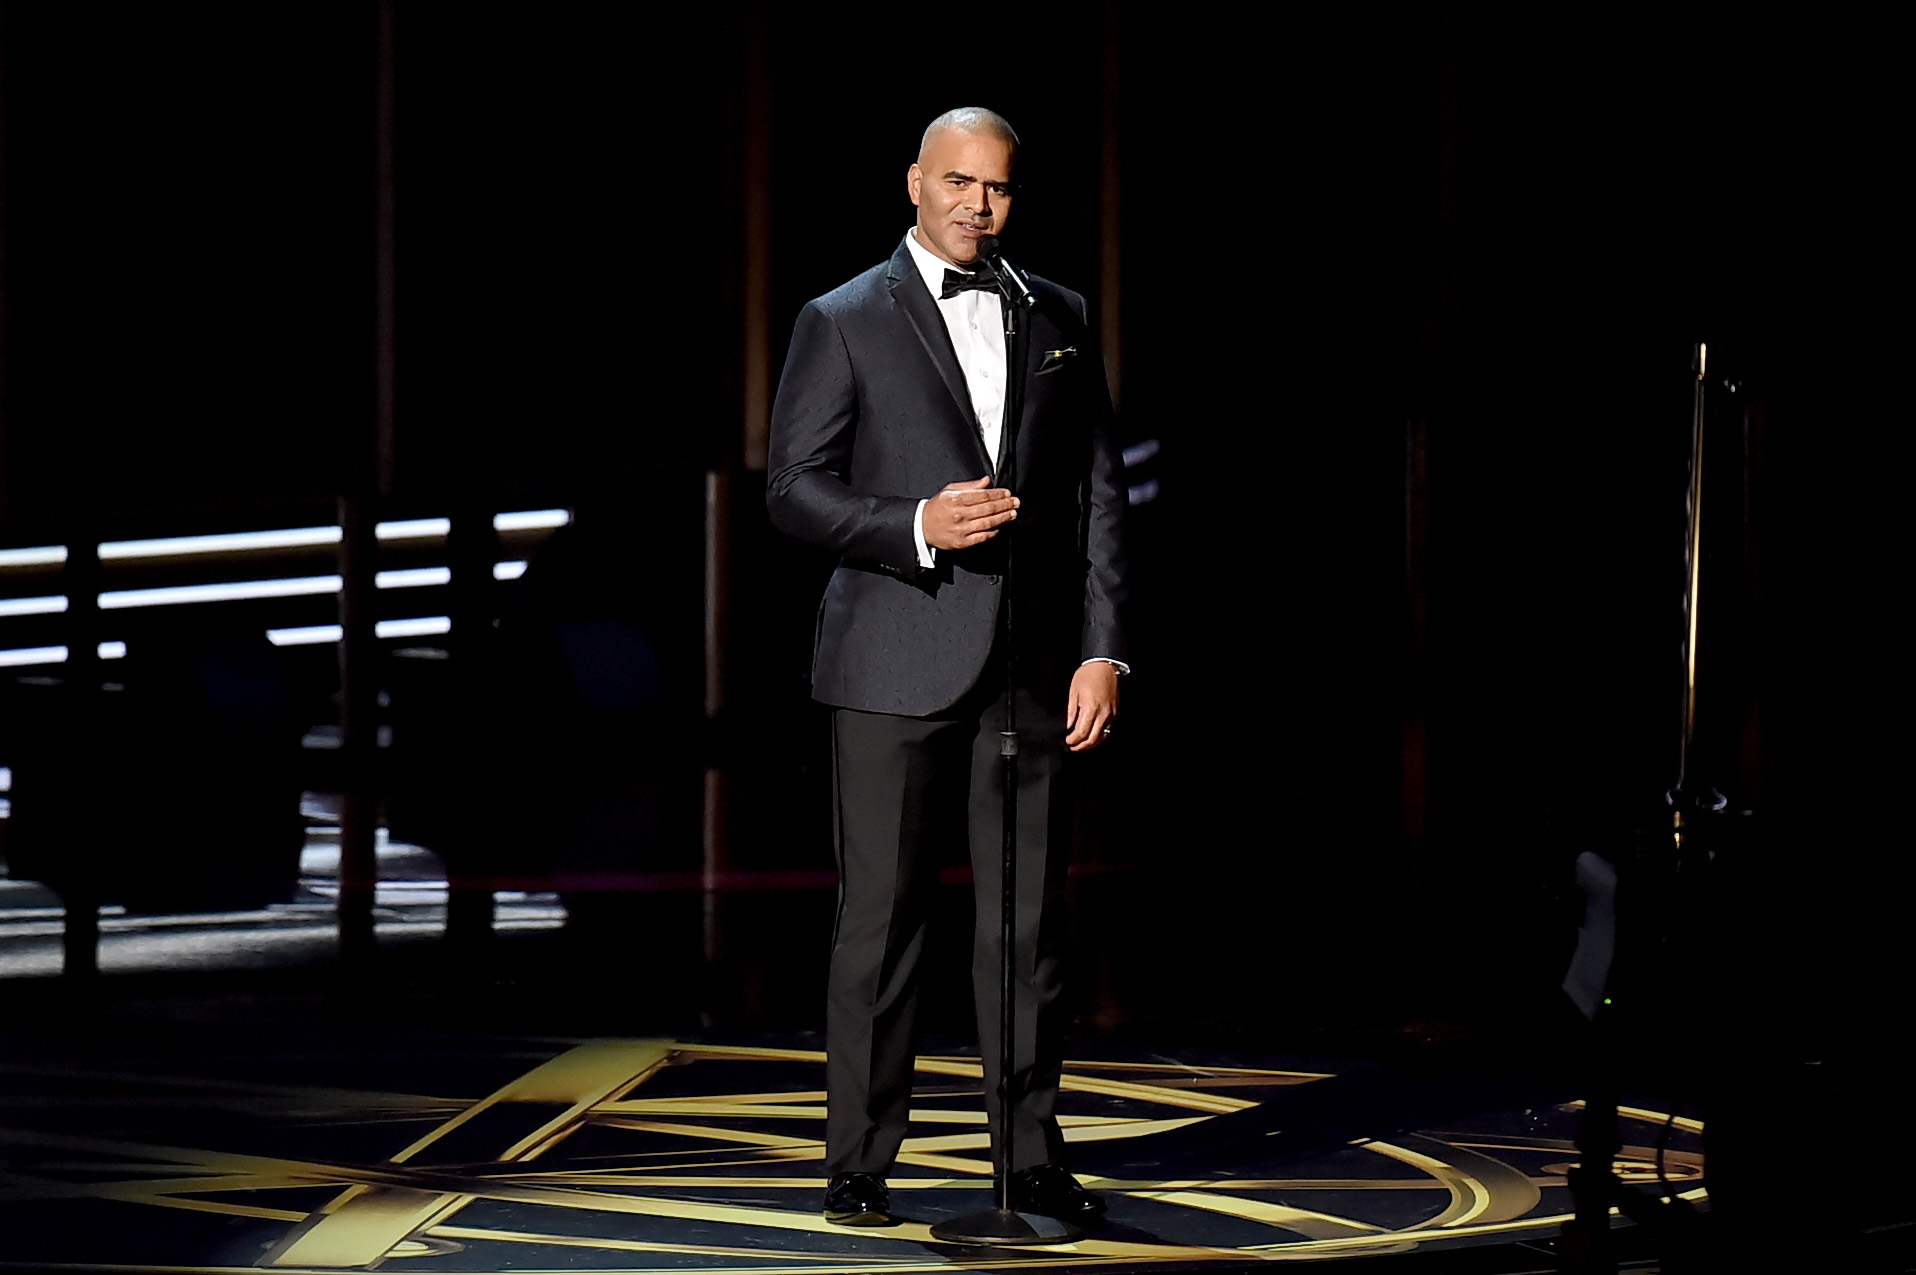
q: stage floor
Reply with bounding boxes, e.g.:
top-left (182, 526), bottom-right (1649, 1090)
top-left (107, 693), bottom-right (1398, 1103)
top-left (0, 1016), bottom-right (1706, 1273)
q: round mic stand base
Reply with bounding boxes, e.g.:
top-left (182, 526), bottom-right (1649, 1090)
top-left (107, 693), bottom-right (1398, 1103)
top-left (930, 1208), bottom-right (1082, 1246)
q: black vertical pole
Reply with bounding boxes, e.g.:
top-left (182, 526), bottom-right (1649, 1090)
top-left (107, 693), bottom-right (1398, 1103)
top-left (338, 0), bottom-right (398, 970)
top-left (930, 287), bottom-right (1076, 1248)
top-left (58, 533), bottom-right (102, 979)
top-left (993, 292), bottom-right (1026, 1221)
top-left (701, 469), bottom-right (731, 1006)
top-left (1097, 1), bottom-right (1121, 415)
top-left (443, 498), bottom-right (497, 962)
top-left (337, 493), bottom-right (378, 968)
top-left (739, 6), bottom-right (771, 474)
top-left (1564, 344), bottom-right (1714, 1275)
top-left (994, 715), bottom-right (1018, 1212)
top-left (0, 0), bottom-right (9, 530)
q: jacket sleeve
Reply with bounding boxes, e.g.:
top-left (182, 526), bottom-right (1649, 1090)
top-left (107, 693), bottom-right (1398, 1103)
top-left (765, 300), bottom-right (921, 574)
top-left (1076, 296), bottom-right (1131, 667)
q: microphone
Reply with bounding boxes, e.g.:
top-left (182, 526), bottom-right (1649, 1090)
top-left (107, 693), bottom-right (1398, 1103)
top-left (975, 234), bottom-right (1036, 310)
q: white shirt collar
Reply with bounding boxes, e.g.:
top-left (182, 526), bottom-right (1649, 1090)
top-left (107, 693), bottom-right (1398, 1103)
top-left (903, 227), bottom-right (974, 301)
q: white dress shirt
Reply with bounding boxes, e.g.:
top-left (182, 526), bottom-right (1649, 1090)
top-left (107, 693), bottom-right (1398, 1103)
top-left (905, 228), bottom-right (1007, 568)
top-left (900, 228), bottom-right (1128, 677)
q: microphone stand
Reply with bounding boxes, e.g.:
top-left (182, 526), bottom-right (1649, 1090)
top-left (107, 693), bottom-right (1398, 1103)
top-left (931, 263), bottom-right (1078, 1248)
top-left (1562, 342), bottom-right (1722, 1274)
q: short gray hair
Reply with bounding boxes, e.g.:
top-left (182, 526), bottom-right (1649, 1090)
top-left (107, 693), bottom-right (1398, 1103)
top-left (918, 107), bottom-right (1020, 162)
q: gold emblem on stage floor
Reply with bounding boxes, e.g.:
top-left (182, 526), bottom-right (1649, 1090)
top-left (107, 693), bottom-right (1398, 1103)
top-left (0, 1039), bottom-right (1703, 1270)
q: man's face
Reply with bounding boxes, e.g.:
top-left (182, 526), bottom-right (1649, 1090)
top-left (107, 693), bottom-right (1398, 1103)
top-left (907, 128), bottom-right (1015, 267)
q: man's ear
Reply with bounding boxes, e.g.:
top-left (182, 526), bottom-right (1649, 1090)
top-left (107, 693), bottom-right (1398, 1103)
top-left (906, 162), bottom-right (923, 208)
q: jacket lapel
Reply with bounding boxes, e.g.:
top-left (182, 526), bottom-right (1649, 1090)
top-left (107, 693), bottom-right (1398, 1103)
top-left (886, 240), bottom-right (994, 472)
top-left (1010, 296), bottom-right (1062, 481)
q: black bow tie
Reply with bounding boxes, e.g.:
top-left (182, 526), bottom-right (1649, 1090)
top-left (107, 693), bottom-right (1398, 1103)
top-left (941, 266), bottom-right (1000, 300)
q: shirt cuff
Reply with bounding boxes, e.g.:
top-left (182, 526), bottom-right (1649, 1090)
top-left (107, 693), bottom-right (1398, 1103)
top-left (913, 498), bottom-right (936, 569)
top-left (1083, 657), bottom-right (1131, 675)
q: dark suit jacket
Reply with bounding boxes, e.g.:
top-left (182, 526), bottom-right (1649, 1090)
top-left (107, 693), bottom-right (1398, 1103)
top-left (767, 237), bottom-right (1129, 717)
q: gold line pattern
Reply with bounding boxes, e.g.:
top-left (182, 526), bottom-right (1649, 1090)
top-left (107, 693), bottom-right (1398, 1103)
top-left (0, 1039), bottom-right (1706, 1271)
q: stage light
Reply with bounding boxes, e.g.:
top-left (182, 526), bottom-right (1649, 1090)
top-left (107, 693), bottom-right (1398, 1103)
top-left (0, 546), bottom-right (68, 568)
top-left (0, 640), bottom-right (124, 663)
top-left (493, 509), bottom-right (571, 531)
top-left (0, 646), bottom-right (68, 667)
top-left (267, 625), bottom-right (343, 647)
top-left (100, 527), bottom-right (340, 558)
top-left (374, 567), bottom-right (451, 589)
top-left (46, 512), bottom-right (561, 569)
top-left (377, 616), bottom-right (451, 638)
top-left (375, 518), bottom-right (451, 540)
top-left (267, 617), bottom-right (452, 647)
top-left (493, 560), bottom-right (528, 580)
top-left (0, 596), bottom-right (68, 618)
top-left (100, 576), bottom-right (343, 609)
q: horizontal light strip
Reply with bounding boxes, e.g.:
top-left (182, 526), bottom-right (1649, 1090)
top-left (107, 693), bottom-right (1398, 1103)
top-left (0, 645), bottom-right (68, 667)
top-left (494, 509), bottom-right (570, 532)
top-left (267, 616), bottom-right (451, 647)
top-left (379, 616), bottom-right (450, 639)
top-left (100, 575), bottom-right (343, 609)
top-left (0, 641), bottom-right (136, 665)
top-left (493, 560), bottom-right (528, 581)
top-left (90, 565), bottom-right (512, 605)
top-left (0, 546), bottom-right (68, 568)
top-left (32, 510), bottom-right (563, 568)
top-left (267, 625), bottom-right (342, 647)
top-left (375, 567), bottom-right (451, 589)
top-left (0, 595), bottom-right (68, 618)
top-left (101, 526), bottom-right (339, 559)
top-left (97, 518), bottom-right (462, 559)
top-left (376, 518), bottom-right (451, 540)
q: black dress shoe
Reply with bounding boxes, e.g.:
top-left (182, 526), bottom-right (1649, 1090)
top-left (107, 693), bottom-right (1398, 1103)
top-left (1010, 1163), bottom-right (1106, 1222)
top-left (823, 1172), bottom-right (893, 1226)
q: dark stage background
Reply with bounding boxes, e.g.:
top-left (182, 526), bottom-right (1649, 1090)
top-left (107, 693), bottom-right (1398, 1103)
top-left (0, 6), bottom-right (1903, 1061)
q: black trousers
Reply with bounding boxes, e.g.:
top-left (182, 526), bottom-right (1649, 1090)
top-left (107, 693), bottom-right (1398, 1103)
top-left (824, 671), bottom-right (1074, 1177)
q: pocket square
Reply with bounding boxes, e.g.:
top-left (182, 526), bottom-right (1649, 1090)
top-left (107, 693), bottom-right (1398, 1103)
top-left (1037, 345), bottom-right (1079, 374)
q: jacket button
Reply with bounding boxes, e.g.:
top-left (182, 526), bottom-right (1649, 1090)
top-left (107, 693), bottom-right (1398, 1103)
top-left (987, 575), bottom-right (1001, 584)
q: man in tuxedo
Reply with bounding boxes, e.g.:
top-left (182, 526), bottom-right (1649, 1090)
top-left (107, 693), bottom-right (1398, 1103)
top-left (767, 107), bottom-right (1129, 1228)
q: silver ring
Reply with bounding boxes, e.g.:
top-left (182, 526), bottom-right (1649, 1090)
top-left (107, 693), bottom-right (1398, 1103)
top-left (1101, 725), bottom-right (1113, 737)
